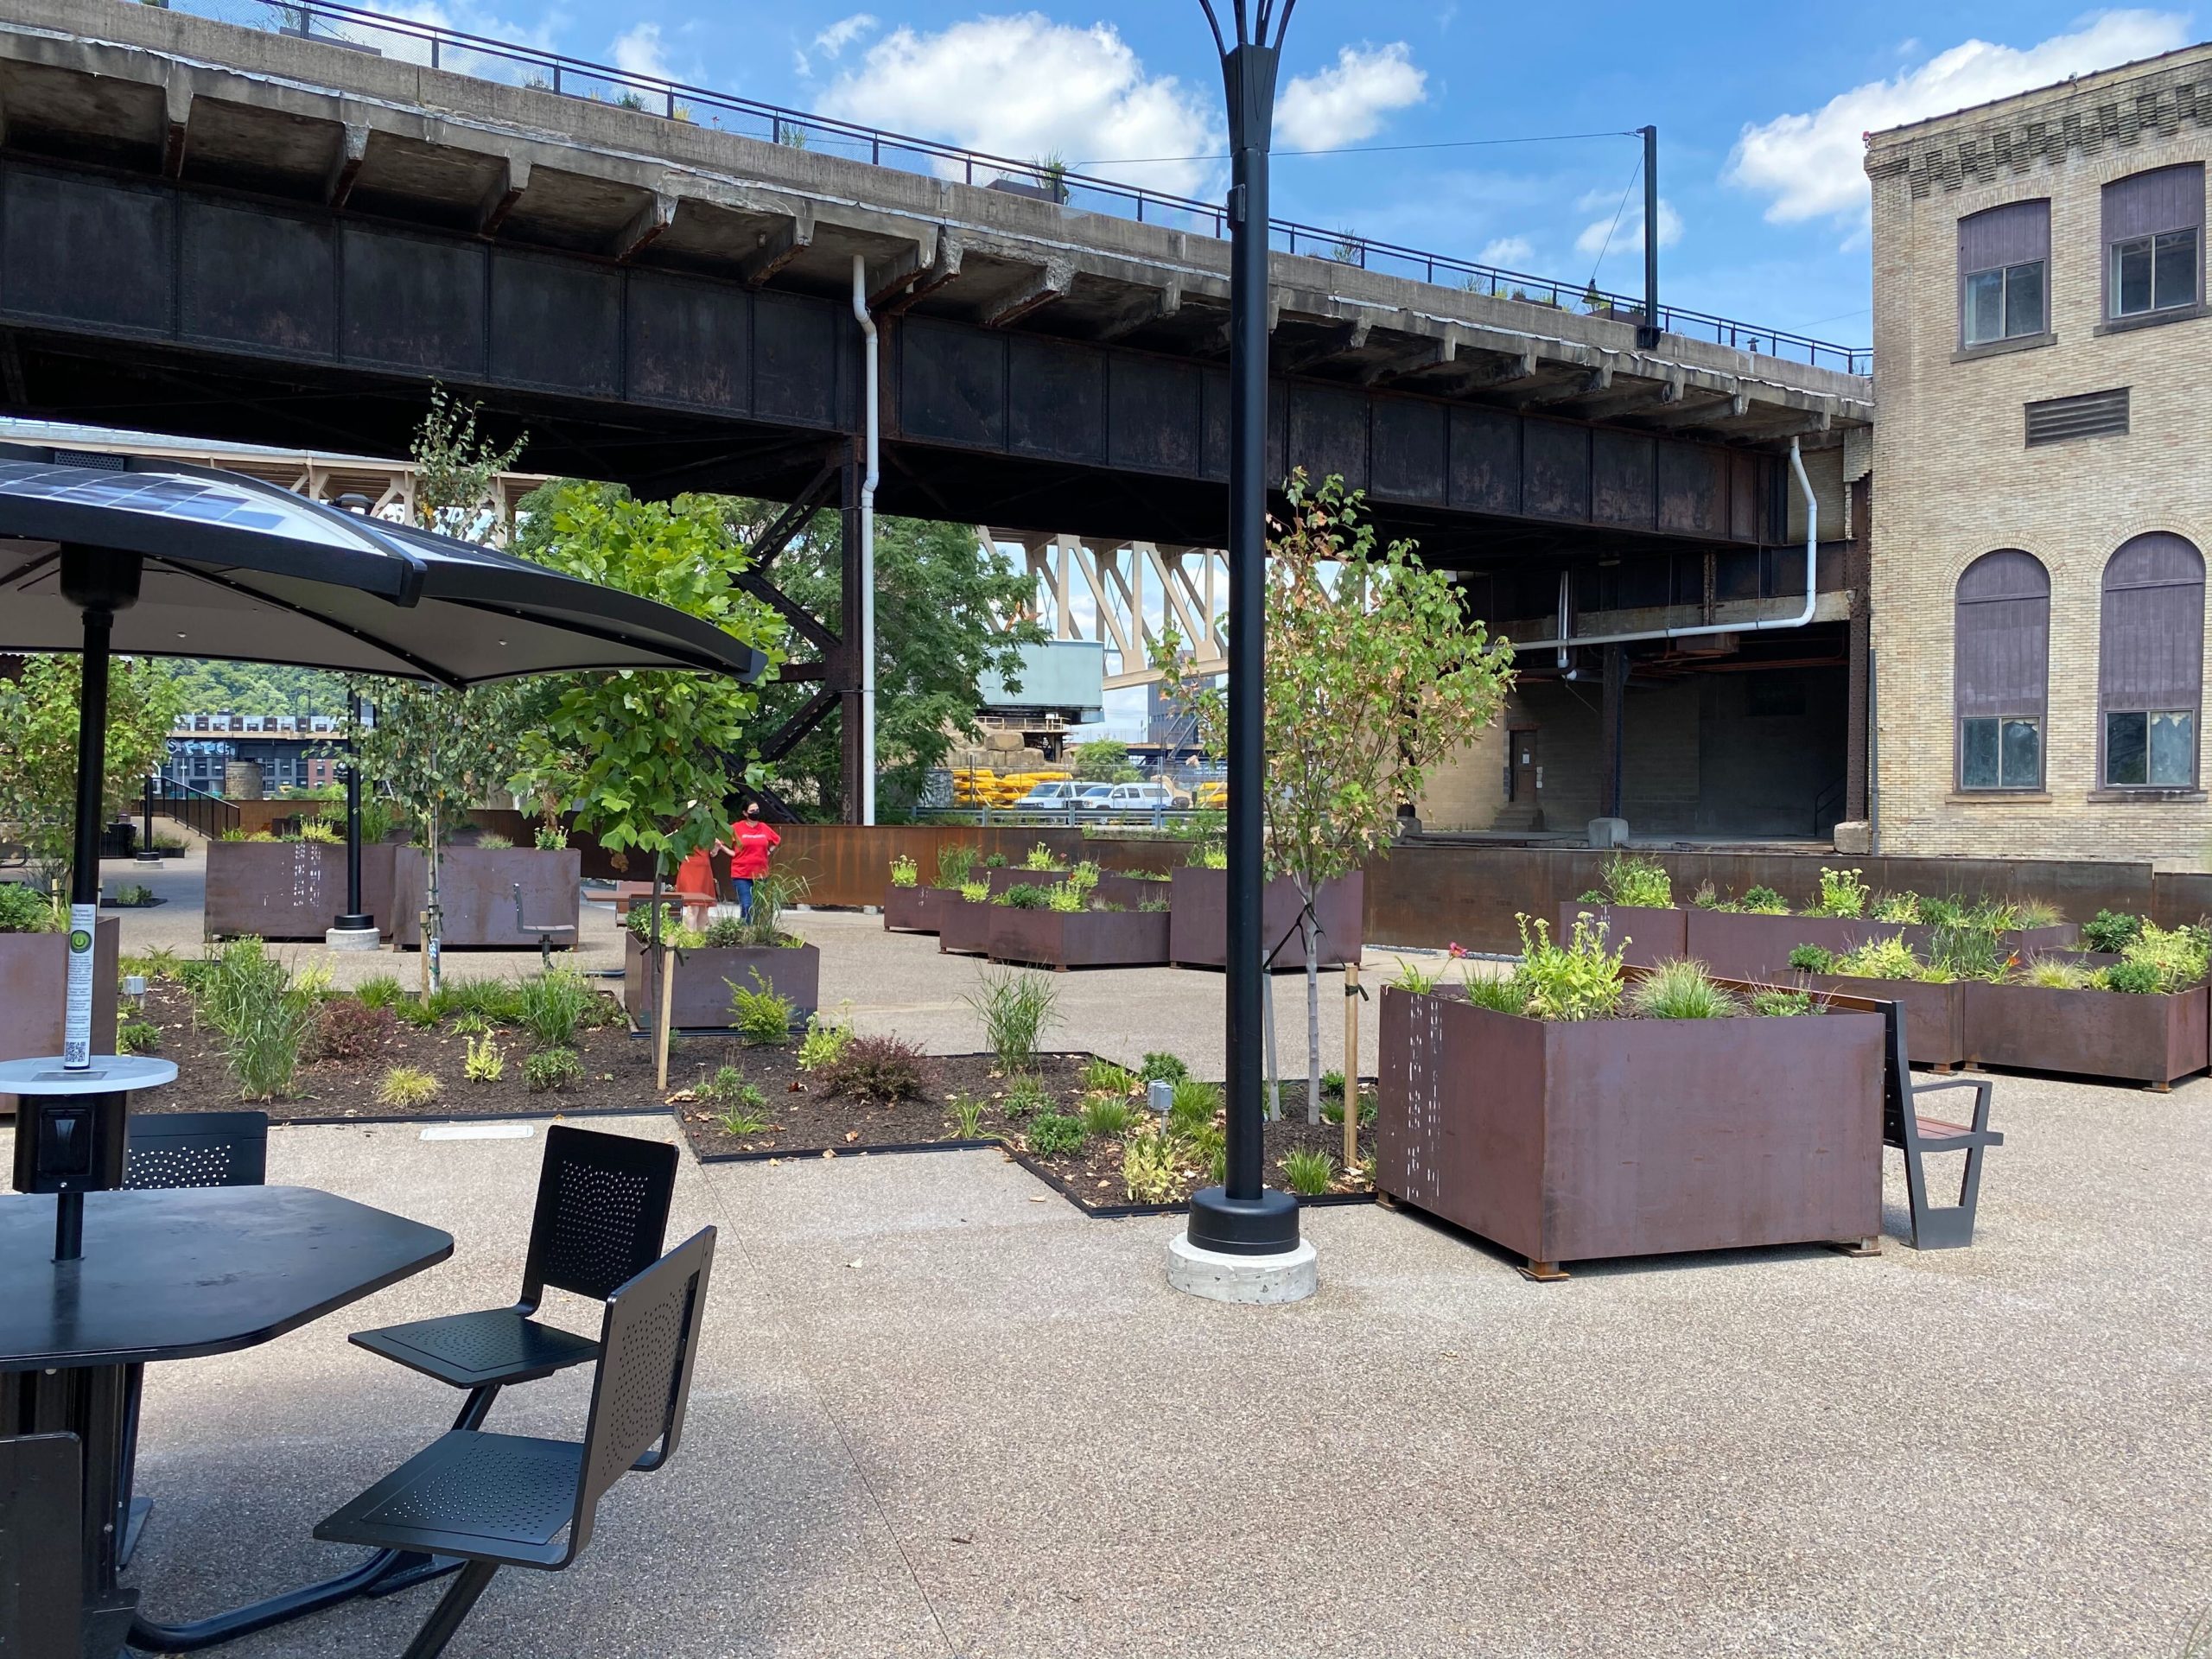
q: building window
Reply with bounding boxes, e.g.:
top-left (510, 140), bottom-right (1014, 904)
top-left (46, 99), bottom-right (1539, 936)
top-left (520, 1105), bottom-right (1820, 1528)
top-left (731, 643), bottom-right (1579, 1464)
top-left (2100, 532), bottom-right (2203, 790)
top-left (1955, 550), bottom-right (2050, 792)
top-left (1958, 200), bottom-right (2049, 345)
top-left (2103, 164), bottom-right (2203, 319)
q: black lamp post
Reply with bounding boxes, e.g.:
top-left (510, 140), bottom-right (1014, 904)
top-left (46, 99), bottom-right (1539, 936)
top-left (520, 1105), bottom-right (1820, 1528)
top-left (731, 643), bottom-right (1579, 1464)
top-left (329, 495), bottom-right (376, 945)
top-left (1184, 0), bottom-right (1301, 1265)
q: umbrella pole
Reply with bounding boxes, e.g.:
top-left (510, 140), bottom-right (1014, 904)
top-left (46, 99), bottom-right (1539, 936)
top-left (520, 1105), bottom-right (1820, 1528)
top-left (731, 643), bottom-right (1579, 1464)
top-left (65, 577), bottom-right (127, 1071)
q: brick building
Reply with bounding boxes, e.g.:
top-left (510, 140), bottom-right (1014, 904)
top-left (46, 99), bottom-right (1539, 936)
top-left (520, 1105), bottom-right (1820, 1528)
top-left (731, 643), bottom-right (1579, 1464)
top-left (1867, 44), bottom-right (2212, 868)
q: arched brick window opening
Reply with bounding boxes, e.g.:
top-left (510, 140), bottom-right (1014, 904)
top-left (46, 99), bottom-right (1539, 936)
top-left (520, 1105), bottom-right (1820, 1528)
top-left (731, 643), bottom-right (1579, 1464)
top-left (2100, 533), bottom-right (2204, 791)
top-left (1955, 550), bottom-right (2050, 791)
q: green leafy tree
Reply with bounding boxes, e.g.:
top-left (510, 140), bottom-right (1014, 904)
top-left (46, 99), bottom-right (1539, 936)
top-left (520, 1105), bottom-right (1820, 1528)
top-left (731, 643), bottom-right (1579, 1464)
top-left (0, 655), bottom-right (183, 886)
top-left (506, 481), bottom-right (785, 872)
top-left (1071, 739), bottom-right (1141, 784)
top-left (410, 382), bottom-right (527, 545)
top-left (731, 507), bottom-right (1044, 818)
top-left (1160, 471), bottom-right (1516, 1122)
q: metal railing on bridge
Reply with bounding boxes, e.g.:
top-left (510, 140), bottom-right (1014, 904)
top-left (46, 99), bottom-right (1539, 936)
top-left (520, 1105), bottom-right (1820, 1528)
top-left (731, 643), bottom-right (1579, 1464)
top-left (153, 779), bottom-right (241, 842)
top-left (188, 1), bottom-right (1873, 377)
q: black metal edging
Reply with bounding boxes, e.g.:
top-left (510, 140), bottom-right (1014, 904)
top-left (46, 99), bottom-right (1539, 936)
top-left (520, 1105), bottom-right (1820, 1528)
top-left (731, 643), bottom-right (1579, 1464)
top-left (694, 1136), bottom-right (1005, 1166)
top-left (262, 1103), bottom-right (675, 1129)
top-left (1003, 1147), bottom-right (1376, 1220)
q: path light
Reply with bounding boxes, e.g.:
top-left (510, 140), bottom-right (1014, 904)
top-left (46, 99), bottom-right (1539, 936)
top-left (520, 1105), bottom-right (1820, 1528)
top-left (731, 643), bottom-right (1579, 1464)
top-left (1169, 0), bottom-right (1317, 1305)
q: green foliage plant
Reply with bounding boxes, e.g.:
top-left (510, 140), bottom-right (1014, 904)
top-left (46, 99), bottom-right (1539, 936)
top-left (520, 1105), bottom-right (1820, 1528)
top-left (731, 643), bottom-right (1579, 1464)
top-left (377, 1065), bottom-right (441, 1108)
top-left (517, 967), bottom-right (596, 1048)
top-left (0, 654), bottom-right (181, 886)
top-left (2082, 909), bottom-right (2145, 953)
top-left (1834, 937), bottom-right (1923, 982)
top-left (1280, 1147), bottom-right (1337, 1196)
top-left (958, 880), bottom-right (990, 904)
top-left (1788, 944), bottom-right (1837, 974)
top-left (1599, 853), bottom-right (1672, 909)
top-left (1025, 1112), bottom-right (1087, 1158)
top-left (1083, 1058), bottom-right (1136, 1095)
top-left (1166, 1077), bottom-right (1222, 1136)
top-left (1071, 739), bottom-right (1141, 783)
top-left (2022, 958), bottom-right (2095, 989)
top-left (2119, 921), bottom-right (2209, 993)
top-left (1750, 988), bottom-right (1818, 1016)
top-left (1691, 880), bottom-right (1719, 910)
top-left (2014, 897), bottom-right (2065, 930)
top-left (2098, 959), bottom-right (2164, 995)
top-left (946, 1095), bottom-right (989, 1140)
top-left (1081, 1094), bottom-right (1135, 1137)
top-left (1629, 959), bottom-right (1741, 1020)
top-left (1738, 886), bottom-right (1789, 915)
top-left (473, 832), bottom-right (513, 850)
top-left (463, 1033), bottom-right (506, 1082)
top-left (116, 1019), bottom-right (162, 1055)
top-left (889, 855), bottom-right (919, 888)
top-left (296, 818), bottom-right (344, 845)
top-left (1003, 1072), bottom-right (1050, 1117)
top-left (196, 938), bottom-right (319, 1100)
top-left (995, 882), bottom-right (1050, 910)
top-left (1044, 882), bottom-right (1087, 913)
top-left (1138, 1052), bottom-right (1189, 1086)
top-left (1388, 958), bottom-right (1442, 995)
top-left (934, 843), bottom-right (978, 887)
top-left (1186, 842), bottom-right (1228, 870)
top-left (1463, 973), bottom-right (1528, 1014)
top-left (524, 1046), bottom-right (582, 1092)
top-left (963, 969), bottom-right (1059, 1071)
top-left (727, 968), bottom-right (795, 1045)
top-left (1122, 1127), bottom-right (1180, 1202)
top-left (797, 1011), bottom-right (854, 1072)
top-left (1808, 868), bottom-right (1870, 918)
top-left (1515, 912), bottom-right (1624, 1023)
top-left (1023, 842), bottom-right (1061, 870)
top-left (351, 971), bottom-right (403, 1009)
top-left (0, 883), bottom-right (58, 933)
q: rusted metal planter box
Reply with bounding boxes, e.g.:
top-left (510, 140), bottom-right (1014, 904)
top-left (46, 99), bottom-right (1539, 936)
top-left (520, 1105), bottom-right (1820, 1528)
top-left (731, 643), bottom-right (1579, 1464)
top-left (986, 866), bottom-right (1070, 895)
top-left (1375, 985), bottom-right (1885, 1277)
top-left (986, 906), bottom-right (1170, 969)
top-left (392, 847), bottom-right (581, 950)
top-left (882, 885), bottom-right (940, 933)
top-left (0, 920), bottom-right (118, 1116)
top-left (1961, 980), bottom-right (2209, 1087)
top-left (1804, 976), bottom-right (1963, 1068)
top-left (1168, 869), bottom-right (1362, 971)
top-left (1897, 921), bottom-right (2080, 958)
top-left (938, 894), bottom-right (993, 957)
top-left (1685, 912), bottom-right (1904, 981)
top-left (1094, 872), bottom-right (1173, 911)
top-left (624, 935), bottom-right (821, 1029)
top-left (1554, 903), bottom-right (1684, 969)
top-left (206, 839), bottom-right (397, 941)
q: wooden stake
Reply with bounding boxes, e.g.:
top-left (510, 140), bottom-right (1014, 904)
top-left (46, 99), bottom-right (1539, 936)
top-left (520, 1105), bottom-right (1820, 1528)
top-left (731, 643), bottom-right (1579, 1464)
top-left (1343, 960), bottom-right (1360, 1170)
top-left (654, 944), bottom-right (676, 1091)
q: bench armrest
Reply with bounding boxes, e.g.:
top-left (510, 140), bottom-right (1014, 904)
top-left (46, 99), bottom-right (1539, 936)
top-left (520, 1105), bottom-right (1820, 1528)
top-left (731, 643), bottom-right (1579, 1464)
top-left (1909, 1074), bottom-right (1995, 1135)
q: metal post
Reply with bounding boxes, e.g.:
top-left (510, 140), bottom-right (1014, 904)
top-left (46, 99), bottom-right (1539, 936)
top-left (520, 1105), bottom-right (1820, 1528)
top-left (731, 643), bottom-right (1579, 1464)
top-left (1180, 3), bottom-right (1301, 1268)
top-left (1638, 124), bottom-right (1660, 350)
top-left (60, 549), bottom-right (142, 1071)
top-left (1602, 644), bottom-right (1627, 820)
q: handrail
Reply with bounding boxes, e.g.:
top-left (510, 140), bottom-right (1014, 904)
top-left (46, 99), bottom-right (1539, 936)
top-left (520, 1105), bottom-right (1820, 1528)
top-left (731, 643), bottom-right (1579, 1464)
top-left (153, 779), bottom-right (241, 841)
top-left (194, 1), bottom-right (1873, 377)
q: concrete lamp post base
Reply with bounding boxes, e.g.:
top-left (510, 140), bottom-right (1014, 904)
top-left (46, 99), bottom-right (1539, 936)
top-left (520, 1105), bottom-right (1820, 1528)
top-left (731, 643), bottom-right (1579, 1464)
top-left (1166, 1234), bottom-right (1319, 1305)
top-left (324, 924), bottom-right (381, 952)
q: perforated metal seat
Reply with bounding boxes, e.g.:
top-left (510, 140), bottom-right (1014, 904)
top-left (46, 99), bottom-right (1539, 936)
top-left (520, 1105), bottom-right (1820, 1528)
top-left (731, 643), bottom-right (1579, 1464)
top-left (318, 1228), bottom-right (716, 1659)
top-left (351, 1125), bottom-right (677, 1421)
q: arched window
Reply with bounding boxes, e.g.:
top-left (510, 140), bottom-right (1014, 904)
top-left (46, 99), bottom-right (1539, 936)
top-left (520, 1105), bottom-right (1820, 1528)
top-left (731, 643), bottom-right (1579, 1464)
top-left (1955, 550), bottom-right (2050, 791)
top-left (2101, 533), bottom-right (2204, 790)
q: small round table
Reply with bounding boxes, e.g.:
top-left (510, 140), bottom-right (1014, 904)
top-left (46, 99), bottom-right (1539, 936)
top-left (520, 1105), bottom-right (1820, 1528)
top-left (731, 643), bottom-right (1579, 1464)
top-left (0, 1183), bottom-right (454, 1655)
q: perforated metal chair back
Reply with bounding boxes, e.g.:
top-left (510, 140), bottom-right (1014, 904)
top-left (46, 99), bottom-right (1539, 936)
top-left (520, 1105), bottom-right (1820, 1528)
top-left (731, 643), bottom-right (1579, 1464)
top-left (123, 1112), bottom-right (269, 1191)
top-left (520, 1126), bottom-right (678, 1306)
top-left (569, 1226), bottom-right (715, 1559)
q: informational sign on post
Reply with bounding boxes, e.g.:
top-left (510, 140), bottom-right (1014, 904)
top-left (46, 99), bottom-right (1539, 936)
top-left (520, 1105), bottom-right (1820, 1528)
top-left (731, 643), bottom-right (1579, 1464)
top-left (64, 901), bottom-right (96, 1067)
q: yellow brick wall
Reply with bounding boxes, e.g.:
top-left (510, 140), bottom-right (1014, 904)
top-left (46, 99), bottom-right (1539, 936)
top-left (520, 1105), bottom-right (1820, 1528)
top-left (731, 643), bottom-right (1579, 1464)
top-left (1868, 46), bottom-right (2212, 870)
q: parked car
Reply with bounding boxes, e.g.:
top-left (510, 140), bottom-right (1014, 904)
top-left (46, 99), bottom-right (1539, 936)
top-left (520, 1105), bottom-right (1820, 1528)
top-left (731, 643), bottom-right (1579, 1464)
top-left (1084, 782), bottom-right (1179, 813)
top-left (1013, 781), bottom-right (1084, 809)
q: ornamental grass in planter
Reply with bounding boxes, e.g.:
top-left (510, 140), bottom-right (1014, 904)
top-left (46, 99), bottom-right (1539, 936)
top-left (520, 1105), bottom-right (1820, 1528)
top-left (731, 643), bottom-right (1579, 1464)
top-left (1560, 853), bottom-right (1685, 969)
top-left (984, 878), bottom-right (1170, 970)
top-left (623, 878), bottom-right (820, 1030)
top-left (1376, 915), bottom-right (1885, 1279)
top-left (1784, 937), bottom-right (1966, 1069)
top-left (1959, 922), bottom-right (2210, 1089)
top-left (1687, 870), bottom-right (2079, 982)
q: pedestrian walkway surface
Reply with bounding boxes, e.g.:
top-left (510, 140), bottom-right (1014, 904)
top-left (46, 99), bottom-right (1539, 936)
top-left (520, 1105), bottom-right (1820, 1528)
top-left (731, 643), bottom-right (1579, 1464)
top-left (56, 1064), bottom-right (2212, 1658)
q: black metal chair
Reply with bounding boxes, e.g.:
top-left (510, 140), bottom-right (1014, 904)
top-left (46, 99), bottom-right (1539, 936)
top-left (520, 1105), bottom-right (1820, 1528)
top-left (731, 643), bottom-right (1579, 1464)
top-left (512, 880), bottom-right (576, 969)
top-left (1880, 998), bottom-right (2003, 1249)
top-left (118, 1111), bottom-right (270, 1566)
top-left (350, 1125), bottom-right (677, 1432)
top-left (0, 1433), bottom-right (82, 1659)
top-left (316, 1226), bottom-right (716, 1659)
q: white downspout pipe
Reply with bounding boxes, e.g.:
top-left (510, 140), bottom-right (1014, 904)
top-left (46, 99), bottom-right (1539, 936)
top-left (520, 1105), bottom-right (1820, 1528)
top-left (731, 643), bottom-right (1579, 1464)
top-left (1521, 436), bottom-right (1820, 652)
top-left (852, 255), bottom-right (879, 825)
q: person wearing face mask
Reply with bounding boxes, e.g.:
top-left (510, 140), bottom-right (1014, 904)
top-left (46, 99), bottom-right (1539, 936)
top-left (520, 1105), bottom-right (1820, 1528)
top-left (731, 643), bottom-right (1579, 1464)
top-left (721, 800), bottom-right (781, 923)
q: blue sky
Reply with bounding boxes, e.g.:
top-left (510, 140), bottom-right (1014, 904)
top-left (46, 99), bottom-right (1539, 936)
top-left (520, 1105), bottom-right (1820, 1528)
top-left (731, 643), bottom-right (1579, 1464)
top-left (292, 1), bottom-right (2201, 350)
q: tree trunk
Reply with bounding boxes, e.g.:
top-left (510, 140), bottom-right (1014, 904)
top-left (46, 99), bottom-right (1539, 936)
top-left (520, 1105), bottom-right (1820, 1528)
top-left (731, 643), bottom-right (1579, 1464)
top-left (1301, 900), bottom-right (1321, 1125)
top-left (1261, 937), bottom-right (1281, 1123)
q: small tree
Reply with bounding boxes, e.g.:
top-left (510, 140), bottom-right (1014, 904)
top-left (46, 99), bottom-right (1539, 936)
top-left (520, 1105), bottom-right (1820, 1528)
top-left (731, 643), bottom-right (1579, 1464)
top-left (1161, 471), bottom-right (1515, 1122)
top-left (1071, 739), bottom-right (1141, 784)
top-left (410, 382), bottom-right (526, 545)
top-left (0, 655), bottom-right (181, 888)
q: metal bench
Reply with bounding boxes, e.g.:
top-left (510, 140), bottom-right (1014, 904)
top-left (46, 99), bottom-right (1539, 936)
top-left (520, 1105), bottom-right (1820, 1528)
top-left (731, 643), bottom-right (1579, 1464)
top-left (1880, 997), bottom-right (2003, 1249)
top-left (512, 880), bottom-right (577, 968)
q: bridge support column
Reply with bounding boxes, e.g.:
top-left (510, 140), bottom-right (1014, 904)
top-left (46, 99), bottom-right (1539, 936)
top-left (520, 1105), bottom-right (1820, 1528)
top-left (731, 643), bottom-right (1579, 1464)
top-left (838, 442), bottom-right (866, 823)
top-left (1600, 644), bottom-right (1627, 823)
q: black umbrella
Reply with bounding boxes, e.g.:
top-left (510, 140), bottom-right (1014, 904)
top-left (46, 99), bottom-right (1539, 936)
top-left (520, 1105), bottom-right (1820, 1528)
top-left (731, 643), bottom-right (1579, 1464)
top-left (0, 446), bottom-right (764, 1255)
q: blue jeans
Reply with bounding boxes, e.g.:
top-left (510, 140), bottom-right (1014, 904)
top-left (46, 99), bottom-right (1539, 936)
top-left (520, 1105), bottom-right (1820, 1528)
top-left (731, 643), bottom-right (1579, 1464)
top-left (732, 877), bottom-right (754, 922)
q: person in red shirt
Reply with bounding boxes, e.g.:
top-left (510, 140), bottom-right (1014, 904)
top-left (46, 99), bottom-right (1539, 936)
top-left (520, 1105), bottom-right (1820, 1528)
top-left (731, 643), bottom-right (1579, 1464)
top-left (722, 801), bottom-right (782, 923)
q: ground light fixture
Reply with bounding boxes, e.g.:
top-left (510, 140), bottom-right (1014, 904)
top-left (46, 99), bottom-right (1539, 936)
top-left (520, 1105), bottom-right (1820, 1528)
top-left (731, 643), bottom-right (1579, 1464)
top-left (1168, 0), bottom-right (1317, 1306)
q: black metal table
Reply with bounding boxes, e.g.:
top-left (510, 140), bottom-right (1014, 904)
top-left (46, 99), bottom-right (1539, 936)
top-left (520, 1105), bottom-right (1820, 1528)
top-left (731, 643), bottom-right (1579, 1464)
top-left (0, 1185), bottom-right (453, 1658)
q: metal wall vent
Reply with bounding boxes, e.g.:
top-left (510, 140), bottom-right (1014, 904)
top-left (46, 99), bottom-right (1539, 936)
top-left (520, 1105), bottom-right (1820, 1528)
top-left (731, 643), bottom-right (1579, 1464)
top-left (52, 448), bottom-right (128, 471)
top-left (2025, 387), bottom-right (2129, 446)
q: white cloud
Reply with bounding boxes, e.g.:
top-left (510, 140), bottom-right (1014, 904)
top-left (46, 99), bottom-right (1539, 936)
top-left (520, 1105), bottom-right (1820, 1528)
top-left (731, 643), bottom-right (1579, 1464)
top-left (817, 15), bottom-right (1217, 197)
top-left (813, 14), bottom-right (877, 57)
top-left (1274, 42), bottom-right (1427, 150)
top-left (1728, 10), bottom-right (2191, 229)
top-left (367, 2), bottom-right (560, 74)
top-left (1478, 234), bottom-right (1535, 269)
top-left (610, 22), bottom-right (669, 79)
top-left (1574, 198), bottom-right (1681, 260)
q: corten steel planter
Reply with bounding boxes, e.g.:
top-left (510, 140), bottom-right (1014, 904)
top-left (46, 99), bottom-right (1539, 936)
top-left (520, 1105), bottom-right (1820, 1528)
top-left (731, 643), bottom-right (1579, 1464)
top-left (1961, 980), bottom-right (2209, 1088)
top-left (986, 866), bottom-right (1071, 895)
top-left (1168, 868), bottom-right (1362, 970)
top-left (1802, 976), bottom-right (1963, 1068)
top-left (1899, 921), bottom-right (2082, 959)
top-left (985, 906), bottom-right (1171, 970)
top-left (1374, 984), bottom-right (1885, 1278)
top-left (392, 847), bottom-right (581, 949)
top-left (1553, 903), bottom-right (1684, 969)
top-left (1684, 912), bottom-right (1906, 982)
top-left (1094, 871), bottom-right (1173, 911)
top-left (205, 839), bottom-right (398, 941)
top-left (0, 919), bottom-right (118, 1116)
top-left (624, 934), bottom-right (820, 1029)
top-left (937, 894), bottom-right (994, 957)
top-left (882, 884), bottom-right (940, 933)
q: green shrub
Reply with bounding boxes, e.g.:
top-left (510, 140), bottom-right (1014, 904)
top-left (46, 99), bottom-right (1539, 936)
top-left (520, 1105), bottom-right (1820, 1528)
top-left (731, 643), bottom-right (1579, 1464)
top-left (1083, 1057), bottom-right (1137, 1095)
top-left (820, 1033), bottom-right (928, 1103)
top-left (463, 1033), bottom-right (505, 1082)
top-left (1388, 958), bottom-right (1442, 995)
top-left (2119, 920), bottom-right (2208, 993)
top-left (1738, 886), bottom-right (1789, 915)
top-left (309, 998), bottom-right (395, 1061)
top-left (1515, 912), bottom-right (1624, 1022)
top-left (473, 832), bottom-right (513, 850)
top-left (1280, 1147), bottom-right (1337, 1197)
top-left (1835, 936), bottom-right (1923, 982)
top-left (1917, 893), bottom-right (1966, 927)
top-left (889, 855), bottom-right (918, 888)
top-left (1787, 944), bottom-right (1837, 974)
top-left (727, 968), bottom-right (795, 1046)
top-left (524, 1046), bottom-right (582, 1092)
top-left (377, 1065), bottom-right (441, 1108)
top-left (1691, 880), bottom-right (1720, 910)
top-left (1081, 1094), bottom-right (1135, 1136)
top-left (1023, 842), bottom-right (1061, 871)
top-left (1630, 959), bottom-right (1740, 1020)
top-left (355, 974), bottom-right (405, 1010)
top-left (2082, 909), bottom-right (2145, 953)
top-left (982, 852), bottom-right (1007, 868)
top-left (1138, 1052), bottom-right (1188, 1085)
top-left (1463, 973), bottom-right (1527, 1014)
top-left (797, 1012), bottom-right (853, 1072)
top-left (1166, 1077), bottom-right (1221, 1135)
top-left (702, 916), bottom-right (748, 948)
top-left (963, 969), bottom-right (1059, 1071)
top-left (116, 1019), bottom-right (162, 1055)
top-left (1122, 1128), bottom-right (1180, 1202)
top-left (934, 843), bottom-right (978, 887)
top-left (2021, 957), bottom-right (2094, 989)
top-left (1598, 852), bottom-right (1672, 909)
top-left (2098, 960), bottom-right (2164, 995)
top-left (1575, 887), bottom-right (1605, 904)
top-left (1872, 892), bottom-right (1923, 923)
top-left (946, 1095), bottom-right (988, 1139)
top-left (1025, 1112), bottom-right (1087, 1158)
top-left (625, 899), bottom-right (683, 944)
top-left (1003, 1072), bottom-right (1050, 1117)
top-left (518, 967), bottom-right (597, 1047)
top-left (995, 883), bottom-right (1052, 910)
top-left (1808, 867), bottom-right (1869, 918)
top-left (1750, 989), bottom-right (1817, 1016)
top-left (1044, 882), bottom-right (1087, 913)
